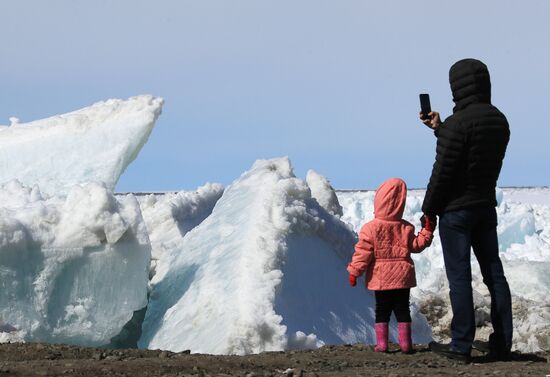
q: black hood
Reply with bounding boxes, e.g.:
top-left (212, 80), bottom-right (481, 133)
top-left (449, 58), bottom-right (491, 112)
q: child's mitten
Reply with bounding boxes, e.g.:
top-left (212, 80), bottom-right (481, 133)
top-left (349, 274), bottom-right (357, 287)
top-left (420, 214), bottom-right (437, 232)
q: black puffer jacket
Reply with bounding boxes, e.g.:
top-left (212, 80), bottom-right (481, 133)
top-left (422, 59), bottom-right (510, 215)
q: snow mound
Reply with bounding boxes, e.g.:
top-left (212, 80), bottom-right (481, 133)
top-left (306, 169), bottom-right (343, 217)
top-left (0, 95), bottom-right (163, 194)
top-left (139, 158), bottom-right (431, 354)
top-left (338, 187), bottom-right (550, 353)
top-left (0, 180), bottom-right (151, 346)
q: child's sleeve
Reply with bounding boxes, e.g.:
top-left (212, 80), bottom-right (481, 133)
top-left (409, 226), bottom-right (433, 253)
top-left (347, 225), bottom-right (374, 277)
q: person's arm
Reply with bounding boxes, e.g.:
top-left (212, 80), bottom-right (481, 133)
top-left (347, 225), bottom-right (374, 278)
top-left (422, 117), bottom-right (466, 215)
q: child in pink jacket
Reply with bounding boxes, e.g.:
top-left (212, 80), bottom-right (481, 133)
top-left (347, 178), bottom-right (436, 353)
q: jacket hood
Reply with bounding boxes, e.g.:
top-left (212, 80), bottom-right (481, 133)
top-left (374, 178), bottom-right (407, 221)
top-left (449, 58), bottom-right (491, 112)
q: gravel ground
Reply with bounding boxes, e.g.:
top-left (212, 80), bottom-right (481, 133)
top-left (0, 342), bottom-right (548, 377)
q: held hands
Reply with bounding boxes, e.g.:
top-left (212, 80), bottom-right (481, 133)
top-left (349, 274), bottom-right (357, 287)
top-left (420, 214), bottom-right (437, 232)
top-left (419, 111), bottom-right (441, 130)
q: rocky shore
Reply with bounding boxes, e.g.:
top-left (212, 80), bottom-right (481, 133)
top-left (0, 342), bottom-right (548, 376)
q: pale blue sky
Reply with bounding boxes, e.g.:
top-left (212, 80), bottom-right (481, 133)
top-left (1, 1), bottom-right (548, 191)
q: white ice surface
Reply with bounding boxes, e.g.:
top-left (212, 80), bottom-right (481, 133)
top-left (337, 187), bottom-right (550, 352)
top-left (139, 158), bottom-right (431, 354)
top-left (0, 95), bottom-right (163, 194)
top-left (502, 187), bottom-right (550, 206)
top-left (136, 183), bottom-right (224, 280)
top-left (306, 169), bottom-right (343, 217)
top-left (0, 181), bottom-right (151, 346)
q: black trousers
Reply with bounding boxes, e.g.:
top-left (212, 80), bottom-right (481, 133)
top-left (375, 288), bottom-right (411, 323)
top-left (439, 207), bottom-right (513, 353)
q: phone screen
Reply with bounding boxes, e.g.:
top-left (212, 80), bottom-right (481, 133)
top-left (420, 94), bottom-right (431, 119)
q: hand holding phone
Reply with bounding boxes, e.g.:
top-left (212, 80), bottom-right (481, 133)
top-left (419, 93), bottom-right (441, 130)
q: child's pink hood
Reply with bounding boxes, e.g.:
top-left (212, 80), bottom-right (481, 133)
top-left (374, 178), bottom-right (407, 221)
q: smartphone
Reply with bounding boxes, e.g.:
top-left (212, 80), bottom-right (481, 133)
top-left (419, 93), bottom-right (431, 120)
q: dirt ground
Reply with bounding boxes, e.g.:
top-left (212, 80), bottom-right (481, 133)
top-left (0, 342), bottom-right (548, 377)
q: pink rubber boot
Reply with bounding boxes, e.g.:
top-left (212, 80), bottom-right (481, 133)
top-left (374, 322), bottom-right (388, 352)
top-left (398, 322), bottom-right (413, 354)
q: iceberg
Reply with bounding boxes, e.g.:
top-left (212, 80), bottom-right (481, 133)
top-left (139, 158), bottom-right (431, 354)
top-left (0, 95), bottom-right (163, 194)
top-left (0, 180), bottom-right (151, 346)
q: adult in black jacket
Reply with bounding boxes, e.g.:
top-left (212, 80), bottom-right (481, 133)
top-left (420, 59), bottom-right (513, 362)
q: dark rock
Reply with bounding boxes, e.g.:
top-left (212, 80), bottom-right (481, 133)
top-left (92, 352), bottom-right (105, 360)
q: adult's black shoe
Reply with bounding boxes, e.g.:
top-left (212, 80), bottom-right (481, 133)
top-left (473, 340), bottom-right (512, 361)
top-left (472, 340), bottom-right (490, 353)
top-left (429, 341), bottom-right (471, 363)
top-left (483, 348), bottom-right (512, 362)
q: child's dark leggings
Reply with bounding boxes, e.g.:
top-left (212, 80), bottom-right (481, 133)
top-left (375, 288), bottom-right (411, 323)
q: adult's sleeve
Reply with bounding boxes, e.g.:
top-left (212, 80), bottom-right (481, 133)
top-left (422, 117), bottom-right (466, 215)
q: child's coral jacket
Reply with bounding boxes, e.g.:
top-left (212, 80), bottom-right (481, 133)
top-left (347, 178), bottom-right (433, 290)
